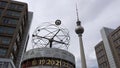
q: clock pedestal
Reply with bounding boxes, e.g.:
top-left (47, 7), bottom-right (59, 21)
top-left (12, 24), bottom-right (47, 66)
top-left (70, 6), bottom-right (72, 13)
top-left (21, 48), bottom-right (76, 68)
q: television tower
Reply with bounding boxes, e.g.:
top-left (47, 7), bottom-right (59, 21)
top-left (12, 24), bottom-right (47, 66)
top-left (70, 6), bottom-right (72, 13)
top-left (75, 4), bottom-right (87, 68)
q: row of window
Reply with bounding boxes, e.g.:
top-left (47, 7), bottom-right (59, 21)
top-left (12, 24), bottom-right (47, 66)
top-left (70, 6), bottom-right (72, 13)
top-left (97, 50), bottom-right (106, 59)
top-left (0, 40), bottom-right (18, 59)
top-left (0, 1), bottom-right (24, 11)
top-left (114, 38), bottom-right (120, 48)
top-left (8, 3), bottom-right (24, 11)
top-left (112, 30), bottom-right (120, 41)
top-left (0, 10), bottom-right (22, 19)
top-left (6, 10), bottom-right (21, 17)
top-left (96, 44), bottom-right (104, 53)
top-left (0, 36), bottom-right (11, 45)
top-left (0, 9), bottom-right (19, 25)
top-left (0, 48), bottom-right (7, 56)
top-left (0, 2), bottom-right (22, 18)
top-left (2, 17), bottom-right (18, 25)
top-left (0, 26), bottom-right (15, 35)
top-left (99, 62), bottom-right (109, 68)
top-left (98, 56), bottom-right (108, 64)
top-left (0, 9), bottom-right (21, 19)
top-left (0, 1), bottom-right (7, 7)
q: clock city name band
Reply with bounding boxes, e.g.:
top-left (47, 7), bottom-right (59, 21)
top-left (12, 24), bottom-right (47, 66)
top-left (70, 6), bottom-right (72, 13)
top-left (21, 57), bottom-right (75, 68)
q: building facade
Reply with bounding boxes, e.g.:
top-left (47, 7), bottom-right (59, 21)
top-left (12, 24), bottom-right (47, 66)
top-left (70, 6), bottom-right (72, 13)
top-left (108, 26), bottom-right (120, 68)
top-left (95, 26), bottom-right (120, 68)
top-left (0, 0), bottom-right (33, 68)
top-left (95, 41), bottom-right (110, 68)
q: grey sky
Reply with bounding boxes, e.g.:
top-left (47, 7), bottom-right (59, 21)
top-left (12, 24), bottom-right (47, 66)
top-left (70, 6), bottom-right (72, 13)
top-left (15, 0), bottom-right (120, 68)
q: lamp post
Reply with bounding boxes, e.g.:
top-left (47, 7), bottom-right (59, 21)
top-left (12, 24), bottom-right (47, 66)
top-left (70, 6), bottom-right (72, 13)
top-left (75, 5), bottom-right (87, 68)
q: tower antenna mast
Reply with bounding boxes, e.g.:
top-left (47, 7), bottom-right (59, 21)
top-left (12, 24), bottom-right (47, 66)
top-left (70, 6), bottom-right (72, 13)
top-left (76, 4), bottom-right (80, 21)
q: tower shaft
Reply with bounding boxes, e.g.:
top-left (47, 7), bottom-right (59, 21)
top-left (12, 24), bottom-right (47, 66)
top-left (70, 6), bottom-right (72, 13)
top-left (79, 35), bottom-right (87, 68)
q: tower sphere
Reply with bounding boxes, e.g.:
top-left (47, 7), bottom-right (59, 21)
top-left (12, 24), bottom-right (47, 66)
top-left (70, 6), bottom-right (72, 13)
top-left (75, 25), bottom-right (84, 34)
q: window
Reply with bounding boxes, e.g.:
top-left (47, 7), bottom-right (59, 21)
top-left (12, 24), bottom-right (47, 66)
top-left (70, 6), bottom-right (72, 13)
top-left (0, 9), bottom-right (3, 16)
top-left (118, 30), bottom-right (120, 36)
top-left (8, 3), bottom-right (24, 11)
top-left (113, 33), bottom-right (119, 40)
top-left (3, 38), bottom-right (10, 45)
top-left (8, 4), bottom-right (16, 9)
top-left (0, 48), bottom-right (7, 56)
top-left (3, 62), bottom-right (9, 68)
top-left (20, 25), bottom-right (23, 34)
top-left (0, 27), bottom-right (4, 34)
top-left (13, 42), bottom-right (17, 52)
top-left (0, 62), bottom-right (12, 68)
top-left (0, 1), bottom-right (7, 7)
top-left (17, 5), bottom-right (24, 10)
top-left (0, 26), bottom-right (15, 35)
top-left (0, 37), bottom-right (11, 45)
top-left (6, 10), bottom-right (21, 17)
top-left (114, 40), bottom-right (120, 47)
top-left (10, 53), bottom-right (14, 60)
top-left (8, 28), bottom-right (15, 34)
top-left (0, 62), bottom-right (4, 68)
top-left (22, 18), bottom-right (25, 27)
top-left (2, 17), bottom-right (18, 25)
top-left (16, 33), bottom-right (20, 42)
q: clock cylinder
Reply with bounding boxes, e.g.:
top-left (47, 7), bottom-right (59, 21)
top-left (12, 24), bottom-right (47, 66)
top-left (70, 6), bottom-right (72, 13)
top-left (21, 48), bottom-right (75, 68)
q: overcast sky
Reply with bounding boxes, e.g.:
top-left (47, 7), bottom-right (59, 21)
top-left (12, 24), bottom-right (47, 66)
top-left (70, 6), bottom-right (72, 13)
top-left (16, 0), bottom-right (120, 68)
